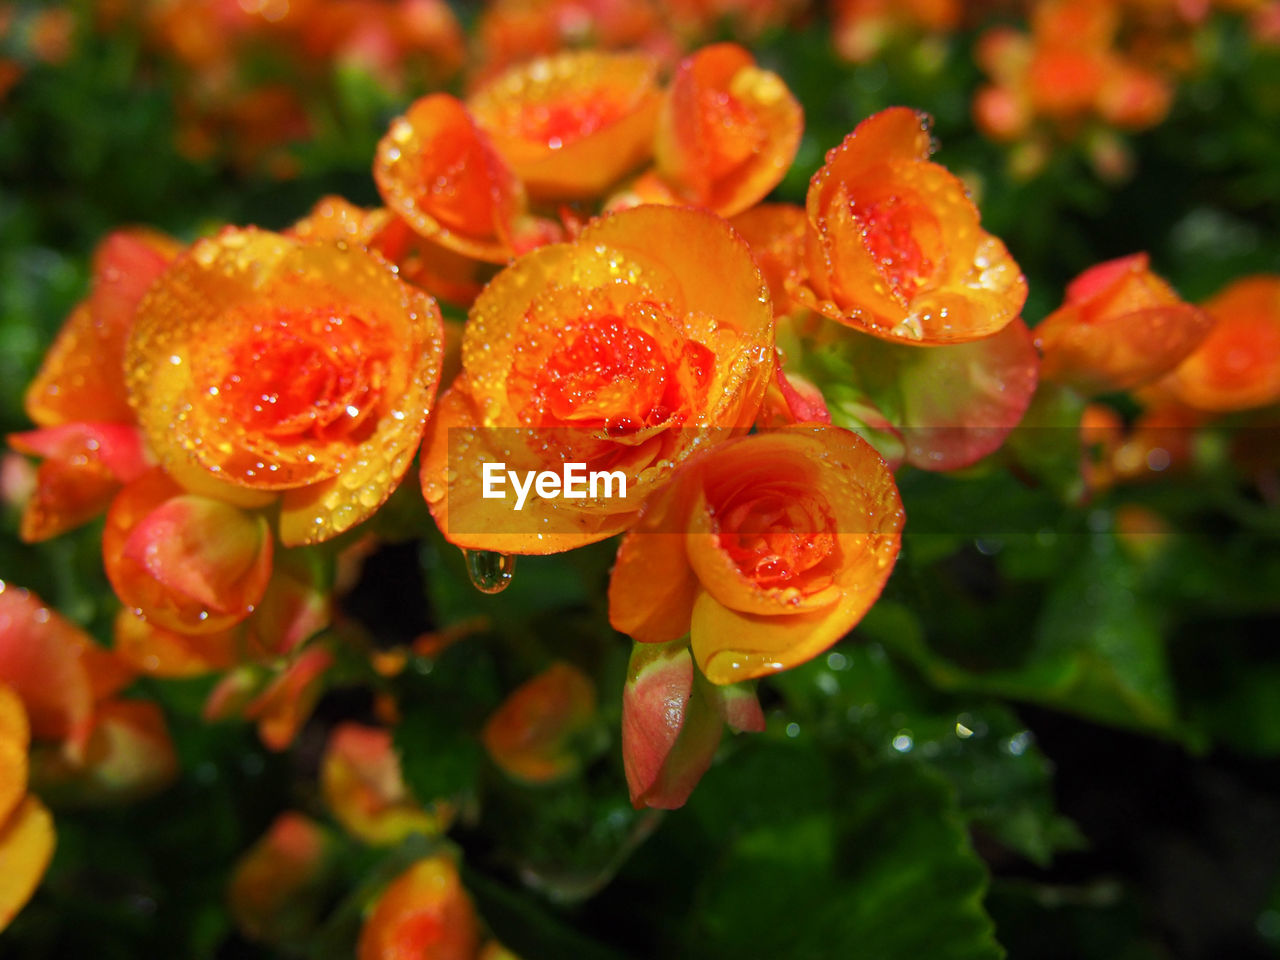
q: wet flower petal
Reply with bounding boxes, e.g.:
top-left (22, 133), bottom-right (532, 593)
top-left (468, 50), bottom-right (661, 199)
top-left (24, 229), bottom-right (179, 427)
top-left (655, 43), bottom-right (802, 217)
top-left (610, 425), bottom-right (903, 685)
top-left (125, 227), bottom-right (444, 546)
top-left (421, 204), bottom-right (774, 554)
top-left (793, 107), bottom-right (1027, 345)
top-left (1035, 253), bottom-right (1213, 393)
top-left (375, 94), bottom-right (527, 262)
top-left (1159, 275), bottom-right (1280, 412)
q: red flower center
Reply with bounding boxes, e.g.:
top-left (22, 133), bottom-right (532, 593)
top-left (850, 191), bottom-right (939, 300)
top-left (214, 305), bottom-right (388, 444)
top-left (697, 88), bottom-right (763, 180)
top-left (418, 134), bottom-right (501, 234)
top-left (716, 483), bottom-right (837, 592)
top-left (517, 90), bottom-right (629, 147)
top-left (508, 301), bottom-right (713, 434)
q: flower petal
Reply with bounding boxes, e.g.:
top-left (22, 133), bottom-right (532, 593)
top-left (357, 857), bottom-right (480, 960)
top-left (469, 50), bottom-right (661, 199)
top-left (655, 43), bottom-right (802, 217)
top-left (0, 795), bottom-right (55, 933)
top-left (24, 230), bottom-right (178, 426)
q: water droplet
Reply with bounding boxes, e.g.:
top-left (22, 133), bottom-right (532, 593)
top-left (464, 549), bottom-right (516, 594)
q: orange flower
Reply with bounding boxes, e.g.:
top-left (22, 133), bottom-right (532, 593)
top-left (653, 44), bottom-right (802, 217)
top-left (832, 0), bottom-right (960, 63)
top-left (29, 700), bottom-right (178, 806)
top-left (8, 422), bottom-right (151, 543)
top-left (474, 0), bottom-right (672, 82)
top-left (111, 548), bottom-right (331, 673)
top-left (621, 639), bottom-right (763, 809)
top-left (357, 857), bottom-right (480, 960)
top-left (0, 582), bottom-right (133, 754)
top-left (468, 50), bottom-right (662, 199)
top-left (1035, 253), bottom-right (1212, 392)
top-left (11, 229), bottom-right (178, 541)
top-left (103, 469), bottom-right (274, 636)
top-left (0, 685), bottom-right (55, 934)
top-left (482, 661), bottom-right (596, 783)
top-left (321, 723), bottom-right (449, 845)
top-left (375, 95), bottom-right (532, 263)
top-left (1158, 276), bottom-right (1280, 412)
top-left (228, 812), bottom-right (338, 944)
top-left (240, 646), bottom-right (335, 751)
top-left (420, 205), bottom-right (775, 554)
top-left (125, 227), bottom-right (444, 546)
top-left (608, 425), bottom-right (903, 685)
top-left (113, 608), bottom-right (240, 677)
top-left (792, 108), bottom-right (1027, 344)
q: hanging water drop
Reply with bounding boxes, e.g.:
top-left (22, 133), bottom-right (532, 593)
top-left (464, 549), bottom-right (516, 594)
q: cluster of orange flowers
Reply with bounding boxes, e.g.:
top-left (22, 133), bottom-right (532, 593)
top-left (1034, 257), bottom-right (1280, 493)
top-left (974, 0), bottom-right (1278, 177)
top-left (6, 33), bottom-right (1280, 952)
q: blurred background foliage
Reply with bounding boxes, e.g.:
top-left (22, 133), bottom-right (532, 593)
top-left (2, 1), bottom-right (1280, 958)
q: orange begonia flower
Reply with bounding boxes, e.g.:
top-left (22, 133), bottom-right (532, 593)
top-left (420, 205), bottom-right (775, 554)
top-left (10, 229), bottom-right (176, 542)
top-left (24, 229), bottom-right (180, 427)
top-left (113, 608), bottom-right (240, 677)
top-left (1035, 253), bottom-right (1213, 393)
top-left (474, 0), bottom-right (673, 83)
top-left (468, 50), bottom-right (662, 199)
top-left (357, 856), bottom-right (480, 960)
top-left (621, 639), bottom-right (763, 809)
top-left (481, 661), bottom-right (596, 783)
top-left (0, 582), bottom-right (132, 752)
top-left (792, 108), bottom-right (1027, 344)
top-left (111, 548), bottom-right (331, 673)
top-left (1158, 276), bottom-right (1280, 412)
top-left (241, 646), bottom-right (334, 751)
top-left (124, 227), bottom-right (444, 546)
top-left (654, 43), bottom-right (802, 218)
top-left (103, 469), bottom-right (274, 636)
top-left (832, 0), bottom-right (960, 63)
top-left (321, 723), bottom-right (450, 845)
top-left (7, 422), bottom-right (151, 542)
top-left (228, 812), bottom-right (339, 944)
top-left (0, 685), bottom-right (29, 827)
top-left (29, 700), bottom-right (178, 806)
top-left (374, 94), bottom-right (533, 263)
top-left (609, 424), bottom-right (903, 685)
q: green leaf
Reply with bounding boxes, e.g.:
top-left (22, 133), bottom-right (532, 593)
top-left (772, 645), bottom-right (1083, 866)
top-left (865, 534), bottom-right (1184, 738)
top-left (686, 750), bottom-right (1003, 960)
